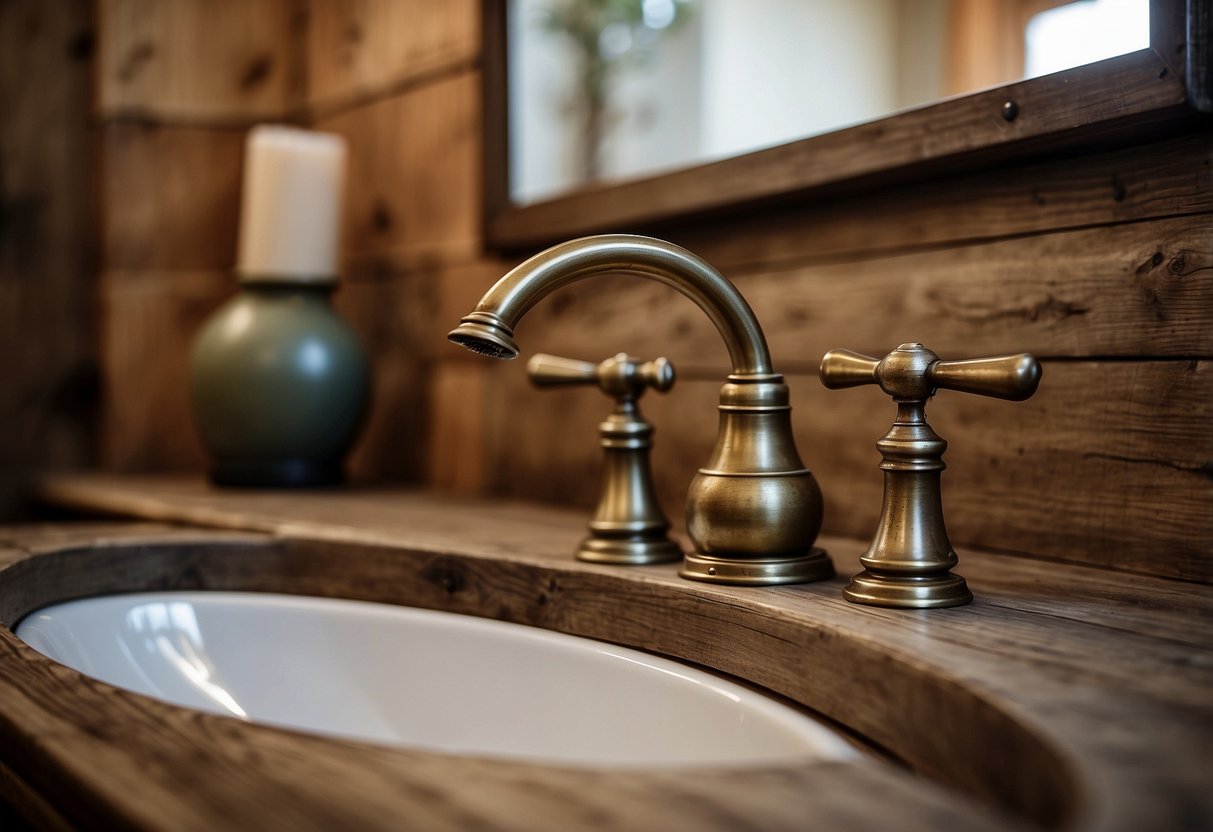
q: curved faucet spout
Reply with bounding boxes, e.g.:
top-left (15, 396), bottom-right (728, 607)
top-left (448, 233), bottom-right (833, 586)
top-left (448, 235), bottom-right (773, 376)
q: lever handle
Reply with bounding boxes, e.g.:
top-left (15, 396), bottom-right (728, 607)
top-left (528, 353), bottom-right (675, 399)
top-left (929, 354), bottom-right (1041, 401)
top-left (819, 349), bottom-right (879, 389)
top-left (820, 343), bottom-right (1041, 401)
top-left (527, 354), bottom-right (598, 387)
top-left (527, 353), bottom-right (681, 566)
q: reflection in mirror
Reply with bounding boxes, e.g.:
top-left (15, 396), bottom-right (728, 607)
top-left (509, 0), bottom-right (1150, 205)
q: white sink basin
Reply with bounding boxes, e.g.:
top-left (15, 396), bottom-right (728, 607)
top-left (17, 592), bottom-right (857, 768)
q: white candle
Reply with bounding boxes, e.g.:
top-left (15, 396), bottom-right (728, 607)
top-left (237, 126), bottom-right (347, 281)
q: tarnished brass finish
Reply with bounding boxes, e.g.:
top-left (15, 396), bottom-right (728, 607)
top-left (820, 343), bottom-right (1042, 608)
top-left (449, 235), bottom-right (832, 585)
top-left (680, 375), bottom-right (832, 584)
top-left (527, 352), bottom-right (682, 565)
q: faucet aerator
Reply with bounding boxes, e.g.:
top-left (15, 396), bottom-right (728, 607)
top-left (448, 317), bottom-right (520, 360)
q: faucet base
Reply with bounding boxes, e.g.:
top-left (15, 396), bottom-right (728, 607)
top-left (577, 535), bottom-right (682, 566)
top-left (679, 548), bottom-right (833, 586)
top-left (842, 570), bottom-right (972, 608)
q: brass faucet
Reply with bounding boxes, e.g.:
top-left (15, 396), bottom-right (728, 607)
top-left (820, 343), bottom-right (1042, 608)
top-left (527, 352), bottom-right (681, 566)
top-left (450, 235), bottom-right (833, 585)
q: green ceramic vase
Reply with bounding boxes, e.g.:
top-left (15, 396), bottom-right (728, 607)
top-left (189, 283), bottom-right (369, 487)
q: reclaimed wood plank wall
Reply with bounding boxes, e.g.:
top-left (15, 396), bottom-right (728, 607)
top-left (0, 1), bottom-right (97, 520)
top-left (94, 0), bottom-right (297, 472)
top-left (90, 2), bottom-right (1211, 582)
top-left (307, 0), bottom-right (482, 482)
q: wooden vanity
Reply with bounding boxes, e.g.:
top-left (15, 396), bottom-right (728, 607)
top-left (0, 473), bottom-right (1206, 831)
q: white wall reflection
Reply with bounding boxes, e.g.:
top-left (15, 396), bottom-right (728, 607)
top-left (1026, 0), bottom-right (1148, 78)
top-left (126, 601), bottom-right (248, 718)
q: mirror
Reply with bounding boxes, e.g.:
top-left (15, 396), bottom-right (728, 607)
top-left (507, 0), bottom-right (1151, 205)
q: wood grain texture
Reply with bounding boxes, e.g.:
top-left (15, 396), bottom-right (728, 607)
top-left (329, 254), bottom-right (520, 488)
top-left (489, 50), bottom-right (1190, 248)
top-left (305, 0), bottom-right (480, 114)
top-left (0, 758), bottom-right (72, 832)
top-left (9, 490), bottom-right (1213, 831)
top-left (666, 132), bottom-right (1213, 274)
top-left (491, 215), bottom-right (1212, 373)
top-left (426, 360), bottom-right (493, 493)
top-left (96, 0), bottom-right (295, 123)
top-left (317, 69), bottom-right (482, 267)
top-left (0, 0), bottom-right (97, 521)
top-left (481, 0), bottom-right (511, 243)
top-left (100, 272), bottom-right (233, 472)
top-left (476, 360), bottom-right (1212, 582)
top-left (100, 123), bottom-right (246, 272)
top-left (332, 274), bottom-right (433, 483)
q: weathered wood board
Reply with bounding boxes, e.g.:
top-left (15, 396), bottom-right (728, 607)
top-left (316, 69), bottom-right (482, 266)
top-left (95, 0), bottom-right (295, 122)
top-left (1, 0), bottom-right (98, 520)
top-left (496, 215), bottom-right (1213, 371)
top-left (305, 0), bottom-right (480, 114)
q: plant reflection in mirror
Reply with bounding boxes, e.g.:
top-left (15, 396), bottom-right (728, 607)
top-left (538, 0), bottom-right (694, 180)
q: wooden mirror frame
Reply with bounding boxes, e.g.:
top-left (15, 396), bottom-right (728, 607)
top-left (483, 0), bottom-right (1209, 252)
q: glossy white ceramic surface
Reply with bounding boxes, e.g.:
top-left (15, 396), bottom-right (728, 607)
top-left (18, 592), bottom-right (857, 768)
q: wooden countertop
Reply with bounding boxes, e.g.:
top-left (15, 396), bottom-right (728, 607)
top-left (0, 473), bottom-right (1209, 831)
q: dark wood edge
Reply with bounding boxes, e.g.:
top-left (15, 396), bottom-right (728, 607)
top-left (1153, 0), bottom-right (1188, 79)
top-left (1185, 0), bottom-right (1213, 109)
top-left (0, 759), bottom-right (73, 832)
top-left (485, 0), bottom-right (1206, 253)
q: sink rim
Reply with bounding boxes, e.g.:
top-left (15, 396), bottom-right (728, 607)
top-left (0, 529), bottom-right (1090, 831)
top-left (16, 588), bottom-right (863, 769)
